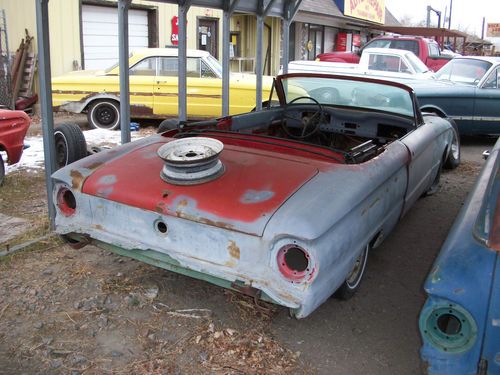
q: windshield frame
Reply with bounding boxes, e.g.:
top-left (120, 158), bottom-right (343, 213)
top-left (275, 73), bottom-right (420, 123)
top-left (205, 55), bottom-right (223, 78)
top-left (434, 58), bottom-right (493, 86)
top-left (405, 51), bottom-right (430, 74)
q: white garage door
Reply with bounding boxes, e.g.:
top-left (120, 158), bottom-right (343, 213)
top-left (82, 4), bottom-right (149, 70)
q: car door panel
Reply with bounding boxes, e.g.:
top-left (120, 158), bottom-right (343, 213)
top-left (399, 122), bottom-right (442, 215)
top-left (474, 67), bottom-right (500, 134)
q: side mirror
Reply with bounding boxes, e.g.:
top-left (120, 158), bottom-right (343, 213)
top-left (482, 150), bottom-right (490, 160)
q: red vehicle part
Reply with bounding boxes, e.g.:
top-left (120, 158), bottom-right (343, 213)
top-left (317, 36), bottom-right (451, 71)
top-left (81, 135), bottom-right (343, 236)
top-left (0, 109), bottom-right (30, 164)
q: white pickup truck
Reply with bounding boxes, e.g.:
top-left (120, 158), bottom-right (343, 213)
top-left (287, 48), bottom-right (435, 80)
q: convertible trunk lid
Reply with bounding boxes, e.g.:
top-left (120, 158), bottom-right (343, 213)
top-left (81, 138), bottom-right (320, 236)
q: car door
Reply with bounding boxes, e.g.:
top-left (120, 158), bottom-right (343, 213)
top-left (154, 57), bottom-right (222, 119)
top-left (399, 120), bottom-right (442, 216)
top-left (473, 66), bottom-right (500, 135)
top-left (183, 57), bottom-right (222, 118)
top-left (128, 57), bottom-right (156, 116)
top-left (154, 57), bottom-right (180, 117)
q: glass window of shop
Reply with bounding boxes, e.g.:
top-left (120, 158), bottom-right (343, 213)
top-left (295, 23), bottom-right (340, 60)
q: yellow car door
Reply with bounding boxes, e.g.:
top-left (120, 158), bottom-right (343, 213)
top-left (154, 57), bottom-right (222, 119)
top-left (128, 57), bottom-right (156, 116)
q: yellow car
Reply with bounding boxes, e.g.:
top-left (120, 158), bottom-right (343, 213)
top-left (52, 49), bottom-right (274, 130)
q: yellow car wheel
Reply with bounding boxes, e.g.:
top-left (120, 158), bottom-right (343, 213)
top-left (87, 100), bottom-right (120, 130)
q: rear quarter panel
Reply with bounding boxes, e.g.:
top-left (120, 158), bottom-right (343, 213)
top-left (0, 110), bottom-right (30, 164)
top-left (420, 137), bottom-right (500, 374)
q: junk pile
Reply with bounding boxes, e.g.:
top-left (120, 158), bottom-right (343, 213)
top-left (10, 29), bottom-right (38, 113)
top-left (0, 9), bottom-right (11, 109)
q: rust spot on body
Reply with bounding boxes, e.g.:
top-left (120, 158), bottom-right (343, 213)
top-left (174, 212), bottom-right (234, 230)
top-left (228, 240), bottom-right (240, 260)
top-left (156, 201), bottom-right (167, 214)
top-left (175, 199), bottom-right (189, 216)
top-left (84, 161), bottom-right (104, 170)
top-left (92, 224), bottom-right (104, 230)
top-left (70, 169), bottom-right (85, 190)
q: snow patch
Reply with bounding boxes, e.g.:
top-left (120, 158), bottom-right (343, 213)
top-left (3, 129), bottom-right (144, 174)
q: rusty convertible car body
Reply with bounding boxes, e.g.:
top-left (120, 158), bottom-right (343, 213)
top-left (52, 73), bottom-right (458, 318)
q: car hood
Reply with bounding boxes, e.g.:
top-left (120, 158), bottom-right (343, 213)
top-left (405, 78), bottom-right (475, 92)
top-left (229, 73), bottom-right (274, 85)
top-left (53, 70), bottom-right (106, 80)
top-left (74, 136), bottom-right (319, 236)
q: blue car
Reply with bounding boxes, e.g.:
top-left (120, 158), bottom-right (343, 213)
top-left (419, 136), bottom-right (500, 374)
top-left (409, 56), bottom-right (500, 136)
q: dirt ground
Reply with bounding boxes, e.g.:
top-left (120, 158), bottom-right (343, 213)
top-left (0, 117), bottom-right (496, 374)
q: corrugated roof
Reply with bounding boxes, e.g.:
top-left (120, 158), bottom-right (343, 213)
top-left (299, 0), bottom-right (343, 17)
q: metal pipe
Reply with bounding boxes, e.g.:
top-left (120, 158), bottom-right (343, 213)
top-left (222, 1), bottom-right (231, 117)
top-left (255, 0), bottom-right (264, 111)
top-left (118, 0), bottom-right (131, 144)
top-left (448, 0), bottom-right (453, 29)
top-left (36, 0), bottom-right (57, 228)
top-left (178, 1), bottom-right (190, 122)
top-left (282, 19), bottom-right (290, 74)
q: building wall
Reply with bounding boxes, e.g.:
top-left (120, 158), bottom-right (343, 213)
top-left (0, 0), bottom-right (223, 77)
top-left (0, 0), bottom-right (81, 77)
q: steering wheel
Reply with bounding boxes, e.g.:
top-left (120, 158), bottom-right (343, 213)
top-left (281, 96), bottom-right (325, 139)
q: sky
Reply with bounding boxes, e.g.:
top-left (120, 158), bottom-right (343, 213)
top-left (385, 0), bottom-right (500, 38)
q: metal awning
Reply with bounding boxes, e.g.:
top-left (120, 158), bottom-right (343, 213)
top-left (35, 0), bottom-right (302, 227)
top-left (371, 26), bottom-right (468, 39)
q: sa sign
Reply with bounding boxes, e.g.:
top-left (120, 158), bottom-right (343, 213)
top-left (171, 16), bottom-right (179, 45)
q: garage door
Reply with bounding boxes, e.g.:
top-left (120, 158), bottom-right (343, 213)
top-left (82, 4), bottom-right (149, 70)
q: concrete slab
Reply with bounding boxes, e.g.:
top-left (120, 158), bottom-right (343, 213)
top-left (0, 213), bottom-right (30, 244)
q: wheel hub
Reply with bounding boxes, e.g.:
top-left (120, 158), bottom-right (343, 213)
top-left (157, 137), bottom-right (225, 185)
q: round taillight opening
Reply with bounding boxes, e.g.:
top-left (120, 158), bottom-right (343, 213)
top-left (277, 245), bottom-right (311, 281)
top-left (57, 187), bottom-right (76, 216)
top-left (437, 313), bottom-right (462, 335)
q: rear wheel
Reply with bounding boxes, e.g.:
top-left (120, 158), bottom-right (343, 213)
top-left (0, 153), bottom-right (5, 186)
top-left (444, 119), bottom-right (460, 169)
top-left (54, 124), bottom-right (88, 170)
top-left (335, 244), bottom-right (370, 300)
top-left (87, 100), bottom-right (120, 130)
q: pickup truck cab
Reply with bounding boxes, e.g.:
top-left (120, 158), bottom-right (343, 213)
top-left (317, 35), bottom-right (452, 72)
top-left (287, 48), bottom-right (433, 80)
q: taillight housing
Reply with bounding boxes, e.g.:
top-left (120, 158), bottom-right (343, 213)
top-left (277, 244), bottom-right (314, 282)
top-left (56, 186), bottom-right (76, 216)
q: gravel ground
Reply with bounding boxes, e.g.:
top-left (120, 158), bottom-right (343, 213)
top-left (0, 116), bottom-right (496, 374)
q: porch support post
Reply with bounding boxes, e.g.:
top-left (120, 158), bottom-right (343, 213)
top-left (255, 0), bottom-right (264, 111)
top-left (118, 0), bottom-right (131, 144)
top-left (36, 0), bottom-right (56, 227)
top-left (221, 0), bottom-right (239, 116)
top-left (178, 0), bottom-right (191, 122)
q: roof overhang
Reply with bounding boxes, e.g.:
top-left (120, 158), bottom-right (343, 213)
top-left (150, 0), bottom-right (292, 18)
top-left (371, 26), bottom-right (468, 39)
